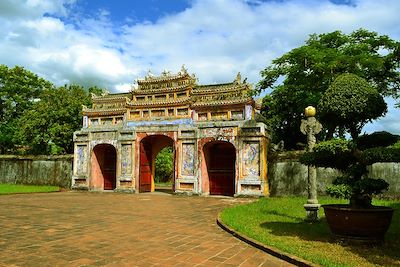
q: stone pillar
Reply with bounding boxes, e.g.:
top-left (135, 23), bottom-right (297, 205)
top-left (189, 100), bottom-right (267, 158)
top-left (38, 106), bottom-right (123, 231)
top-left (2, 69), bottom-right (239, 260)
top-left (300, 106), bottom-right (322, 222)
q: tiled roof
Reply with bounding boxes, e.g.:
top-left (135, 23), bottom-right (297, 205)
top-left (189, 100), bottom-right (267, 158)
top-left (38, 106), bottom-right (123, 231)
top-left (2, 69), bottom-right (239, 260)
top-left (132, 84), bottom-right (192, 94)
top-left (191, 97), bottom-right (253, 108)
top-left (127, 97), bottom-right (191, 107)
top-left (83, 108), bottom-right (126, 116)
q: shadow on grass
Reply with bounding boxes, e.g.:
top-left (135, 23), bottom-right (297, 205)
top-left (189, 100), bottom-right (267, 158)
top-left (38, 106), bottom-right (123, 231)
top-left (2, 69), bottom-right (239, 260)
top-left (260, 218), bottom-right (332, 243)
top-left (259, 202), bottom-right (400, 266)
top-left (266, 210), bottom-right (306, 222)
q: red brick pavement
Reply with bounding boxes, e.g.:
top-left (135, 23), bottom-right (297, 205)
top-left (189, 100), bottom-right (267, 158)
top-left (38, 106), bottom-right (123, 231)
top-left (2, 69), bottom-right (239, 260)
top-left (0, 192), bottom-right (294, 266)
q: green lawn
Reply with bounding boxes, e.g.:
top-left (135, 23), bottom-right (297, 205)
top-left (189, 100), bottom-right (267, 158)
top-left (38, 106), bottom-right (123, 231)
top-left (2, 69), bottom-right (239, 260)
top-left (0, 184), bottom-right (60, 194)
top-left (220, 197), bottom-right (400, 267)
top-left (155, 182), bottom-right (173, 187)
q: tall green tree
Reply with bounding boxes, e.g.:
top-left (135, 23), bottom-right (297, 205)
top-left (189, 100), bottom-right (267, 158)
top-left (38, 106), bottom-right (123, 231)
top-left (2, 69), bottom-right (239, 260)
top-left (257, 29), bottom-right (400, 148)
top-left (17, 85), bottom-right (93, 155)
top-left (319, 73), bottom-right (387, 139)
top-left (0, 65), bottom-right (53, 153)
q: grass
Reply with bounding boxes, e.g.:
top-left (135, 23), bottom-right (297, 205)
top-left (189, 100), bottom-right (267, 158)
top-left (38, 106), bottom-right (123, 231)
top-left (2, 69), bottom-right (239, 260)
top-left (155, 181), bottom-right (173, 187)
top-left (220, 197), bottom-right (400, 267)
top-left (0, 184), bottom-right (60, 194)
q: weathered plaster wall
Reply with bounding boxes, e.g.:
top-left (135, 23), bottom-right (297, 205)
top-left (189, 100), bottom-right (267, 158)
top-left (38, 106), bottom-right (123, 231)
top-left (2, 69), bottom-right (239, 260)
top-left (268, 159), bottom-right (339, 196)
top-left (0, 155), bottom-right (72, 188)
top-left (368, 163), bottom-right (400, 197)
top-left (269, 152), bottom-right (400, 197)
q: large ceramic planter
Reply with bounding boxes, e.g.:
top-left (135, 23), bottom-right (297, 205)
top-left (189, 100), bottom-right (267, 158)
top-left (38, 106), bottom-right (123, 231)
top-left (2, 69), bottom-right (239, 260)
top-left (322, 204), bottom-right (394, 243)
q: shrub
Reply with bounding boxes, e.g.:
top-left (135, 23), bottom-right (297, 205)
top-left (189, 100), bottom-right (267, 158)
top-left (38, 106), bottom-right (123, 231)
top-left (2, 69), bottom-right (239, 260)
top-left (389, 141), bottom-right (400, 149)
top-left (355, 131), bottom-right (399, 150)
top-left (299, 139), bottom-right (355, 171)
top-left (361, 147), bottom-right (400, 165)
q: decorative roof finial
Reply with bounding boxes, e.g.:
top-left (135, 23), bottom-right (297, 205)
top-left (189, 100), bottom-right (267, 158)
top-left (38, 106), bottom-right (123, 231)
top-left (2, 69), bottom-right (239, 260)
top-left (180, 64), bottom-right (188, 75)
top-left (146, 69), bottom-right (154, 80)
top-left (161, 69), bottom-right (171, 76)
top-left (235, 72), bottom-right (242, 84)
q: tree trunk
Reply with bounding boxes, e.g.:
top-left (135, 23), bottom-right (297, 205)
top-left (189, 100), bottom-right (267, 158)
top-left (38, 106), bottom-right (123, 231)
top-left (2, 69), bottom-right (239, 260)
top-left (350, 194), bottom-right (372, 209)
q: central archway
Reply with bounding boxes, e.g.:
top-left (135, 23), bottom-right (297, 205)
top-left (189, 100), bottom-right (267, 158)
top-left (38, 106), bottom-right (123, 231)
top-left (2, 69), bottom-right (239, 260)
top-left (203, 141), bottom-right (236, 196)
top-left (139, 135), bottom-right (174, 193)
top-left (91, 144), bottom-right (117, 190)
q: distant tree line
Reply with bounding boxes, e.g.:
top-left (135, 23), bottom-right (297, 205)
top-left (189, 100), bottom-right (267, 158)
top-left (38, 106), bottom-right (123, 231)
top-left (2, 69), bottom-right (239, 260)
top-left (0, 64), bottom-right (104, 155)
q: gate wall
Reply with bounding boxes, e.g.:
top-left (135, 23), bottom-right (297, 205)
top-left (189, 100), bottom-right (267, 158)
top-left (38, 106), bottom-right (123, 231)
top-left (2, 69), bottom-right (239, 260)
top-left (72, 122), bottom-right (269, 196)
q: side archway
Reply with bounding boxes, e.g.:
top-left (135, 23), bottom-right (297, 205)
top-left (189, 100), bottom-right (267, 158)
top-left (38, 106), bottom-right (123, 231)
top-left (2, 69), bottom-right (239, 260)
top-left (202, 141), bottom-right (236, 196)
top-left (91, 144), bottom-right (117, 190)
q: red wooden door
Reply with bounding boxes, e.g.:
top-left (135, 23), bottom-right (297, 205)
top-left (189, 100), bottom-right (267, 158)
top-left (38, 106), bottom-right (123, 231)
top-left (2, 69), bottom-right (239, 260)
top-left (209, 143), bottom-right (235, 196)
top-left (139, 141), bottom-right (152, 192)
top-left (103, 171), bottom-right (116, 190)
top-left (102, 146), bottom-right (116, 190)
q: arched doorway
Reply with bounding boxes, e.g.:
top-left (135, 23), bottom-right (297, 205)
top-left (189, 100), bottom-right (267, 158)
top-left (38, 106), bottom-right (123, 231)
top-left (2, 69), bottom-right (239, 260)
top-left (139, 135), bottom-right (174, 193)
top-left (203, 141), bottom-right (236, 196)
top-left (91, 144), bottom-right (117, 190)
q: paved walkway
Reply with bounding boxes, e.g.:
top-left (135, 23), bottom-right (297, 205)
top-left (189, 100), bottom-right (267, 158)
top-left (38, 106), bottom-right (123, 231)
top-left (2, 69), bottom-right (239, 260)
top-left (0, 192), bottom-right (293, 266)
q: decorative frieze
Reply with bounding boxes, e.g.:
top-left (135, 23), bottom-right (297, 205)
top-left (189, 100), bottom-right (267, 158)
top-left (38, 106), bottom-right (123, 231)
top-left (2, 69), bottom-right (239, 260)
top-left (201, 127), bottom-right (236, 142)
top-left (121, 144), bottom-right (132, 175)
top-left (92, 131), bottom-right (116, 140)
top-left (242, 141), bottom-right (260, 177)
top-left (181, 143), bottom-right (195, 176)
top-left (76, 145), bottom-right (88, 175)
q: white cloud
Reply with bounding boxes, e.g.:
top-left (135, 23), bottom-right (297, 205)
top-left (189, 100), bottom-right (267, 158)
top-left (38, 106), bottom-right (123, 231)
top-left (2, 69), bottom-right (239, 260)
top-left (0, 0), bottom-right (399, 133)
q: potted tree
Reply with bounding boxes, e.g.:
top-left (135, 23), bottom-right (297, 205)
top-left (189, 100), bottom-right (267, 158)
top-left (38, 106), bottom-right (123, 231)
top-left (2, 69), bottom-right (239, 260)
top-left (300, 73), bottom-right (396, 243)
top-left (300, 139), bottom-right (396, 243)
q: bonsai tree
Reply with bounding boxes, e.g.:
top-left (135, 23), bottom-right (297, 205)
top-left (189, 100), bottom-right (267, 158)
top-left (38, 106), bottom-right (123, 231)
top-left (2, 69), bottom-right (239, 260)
top-left (300, 73), bottom-right (397, 209)
top-left (300, 139), bottom-right (395, 208)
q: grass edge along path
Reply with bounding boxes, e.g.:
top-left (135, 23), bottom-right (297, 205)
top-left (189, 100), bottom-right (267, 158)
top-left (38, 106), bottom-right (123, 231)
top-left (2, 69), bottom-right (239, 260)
top-left (220, 197), bottom-right (400, 267)
top-left (0, 184), bottom-right (60, 194)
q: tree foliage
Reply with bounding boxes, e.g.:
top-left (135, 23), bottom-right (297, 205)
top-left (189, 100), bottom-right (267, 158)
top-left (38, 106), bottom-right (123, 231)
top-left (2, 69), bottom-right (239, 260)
top-left (0, 65), bottom-right (53, 153)
top-left (0, 64), bottom-right (104, 155)
top-left (16, 85), bottom-right (93, 154)
top-left (319, 73), bottom-right (387, 139)
top-left (155, 147), bottom-right (174, 183)
top-left (257, 29), bottom-right (400, 148)
top-left (355, 131), bottom-right (399, 150)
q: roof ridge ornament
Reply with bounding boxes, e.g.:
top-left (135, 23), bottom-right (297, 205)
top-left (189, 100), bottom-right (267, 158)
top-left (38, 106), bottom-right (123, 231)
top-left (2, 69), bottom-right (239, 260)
top-left (161, 69), bottom-right (171, 76)
top-left (180, 64), bottom-right (188, 75)
top-left (145, 69), bottom-right (154, 80)
top-left (235, 72), bottom-right (242, 84)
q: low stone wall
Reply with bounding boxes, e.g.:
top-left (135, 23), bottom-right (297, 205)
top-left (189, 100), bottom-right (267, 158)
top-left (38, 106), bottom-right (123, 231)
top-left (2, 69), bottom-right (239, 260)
top-left (0, 155), bottom-right (73, 188)
top-left (268, 152), bottom-right (400, 197)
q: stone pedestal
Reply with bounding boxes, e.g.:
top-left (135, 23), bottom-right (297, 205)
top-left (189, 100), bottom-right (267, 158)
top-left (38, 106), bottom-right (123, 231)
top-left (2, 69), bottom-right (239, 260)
top-left (304, 203), bottom-right (321, 222)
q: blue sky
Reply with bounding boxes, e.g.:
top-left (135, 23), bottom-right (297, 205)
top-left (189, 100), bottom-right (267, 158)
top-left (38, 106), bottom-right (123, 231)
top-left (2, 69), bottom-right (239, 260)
top-left (0, 0), bottom-right (399, 134)
top-left (73, 0), bottom-right (190, 24)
